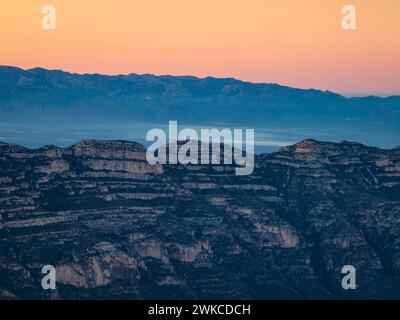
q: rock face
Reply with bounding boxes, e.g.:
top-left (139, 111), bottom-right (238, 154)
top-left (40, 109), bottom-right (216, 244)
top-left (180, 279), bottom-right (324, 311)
top-left (0, 139), bottom-right (399, 299)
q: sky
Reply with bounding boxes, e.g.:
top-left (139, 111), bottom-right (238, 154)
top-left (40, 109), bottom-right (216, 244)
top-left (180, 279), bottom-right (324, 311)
top-left (1, 0), bottom-right (399, 96)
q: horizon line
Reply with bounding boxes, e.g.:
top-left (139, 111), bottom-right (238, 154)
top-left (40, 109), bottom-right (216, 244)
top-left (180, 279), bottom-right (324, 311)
top-left (1, 65), bottom-right (399, 99)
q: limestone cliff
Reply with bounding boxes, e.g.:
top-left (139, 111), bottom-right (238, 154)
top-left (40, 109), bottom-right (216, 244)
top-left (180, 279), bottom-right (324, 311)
top-left (0, 139), bottom-right (399, 299)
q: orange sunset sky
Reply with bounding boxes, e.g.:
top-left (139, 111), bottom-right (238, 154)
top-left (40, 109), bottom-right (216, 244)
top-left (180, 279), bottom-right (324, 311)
top-left (1, 0), bottom-right (399, 95)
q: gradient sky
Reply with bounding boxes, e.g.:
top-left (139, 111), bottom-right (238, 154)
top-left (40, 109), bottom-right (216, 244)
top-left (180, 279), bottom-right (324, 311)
top-left (1, 0), bottom-right (399, 95)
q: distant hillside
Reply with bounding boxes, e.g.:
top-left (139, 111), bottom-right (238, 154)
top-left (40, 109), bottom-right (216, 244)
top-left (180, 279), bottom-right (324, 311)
top-left (1, 66), bottom-right (399, 128)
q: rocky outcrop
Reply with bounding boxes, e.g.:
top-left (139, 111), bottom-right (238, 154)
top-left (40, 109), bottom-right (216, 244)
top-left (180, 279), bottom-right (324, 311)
top-left (0, 139), bottom-right (399, 299)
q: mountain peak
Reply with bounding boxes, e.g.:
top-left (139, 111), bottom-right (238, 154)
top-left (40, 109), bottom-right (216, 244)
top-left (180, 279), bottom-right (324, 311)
top-left (278, 139), bottom-right (320, 153)
top-left (278, 139), bottom-right (380, 156)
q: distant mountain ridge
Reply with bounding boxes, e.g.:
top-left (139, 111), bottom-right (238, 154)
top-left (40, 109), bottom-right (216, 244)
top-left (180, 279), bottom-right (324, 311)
top-left (1, 65), bottom-right (399, 127)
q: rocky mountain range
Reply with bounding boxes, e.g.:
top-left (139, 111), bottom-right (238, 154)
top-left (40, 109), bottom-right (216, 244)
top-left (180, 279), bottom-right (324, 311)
top-left (1, 66), bottom-right (399, 130)
top-left (1, 138), bottom-right (399, 299)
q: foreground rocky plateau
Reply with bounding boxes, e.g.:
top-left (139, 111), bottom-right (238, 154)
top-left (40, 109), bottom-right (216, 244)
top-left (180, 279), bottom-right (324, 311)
top-left (0, 138), bottom-right (399, 299)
